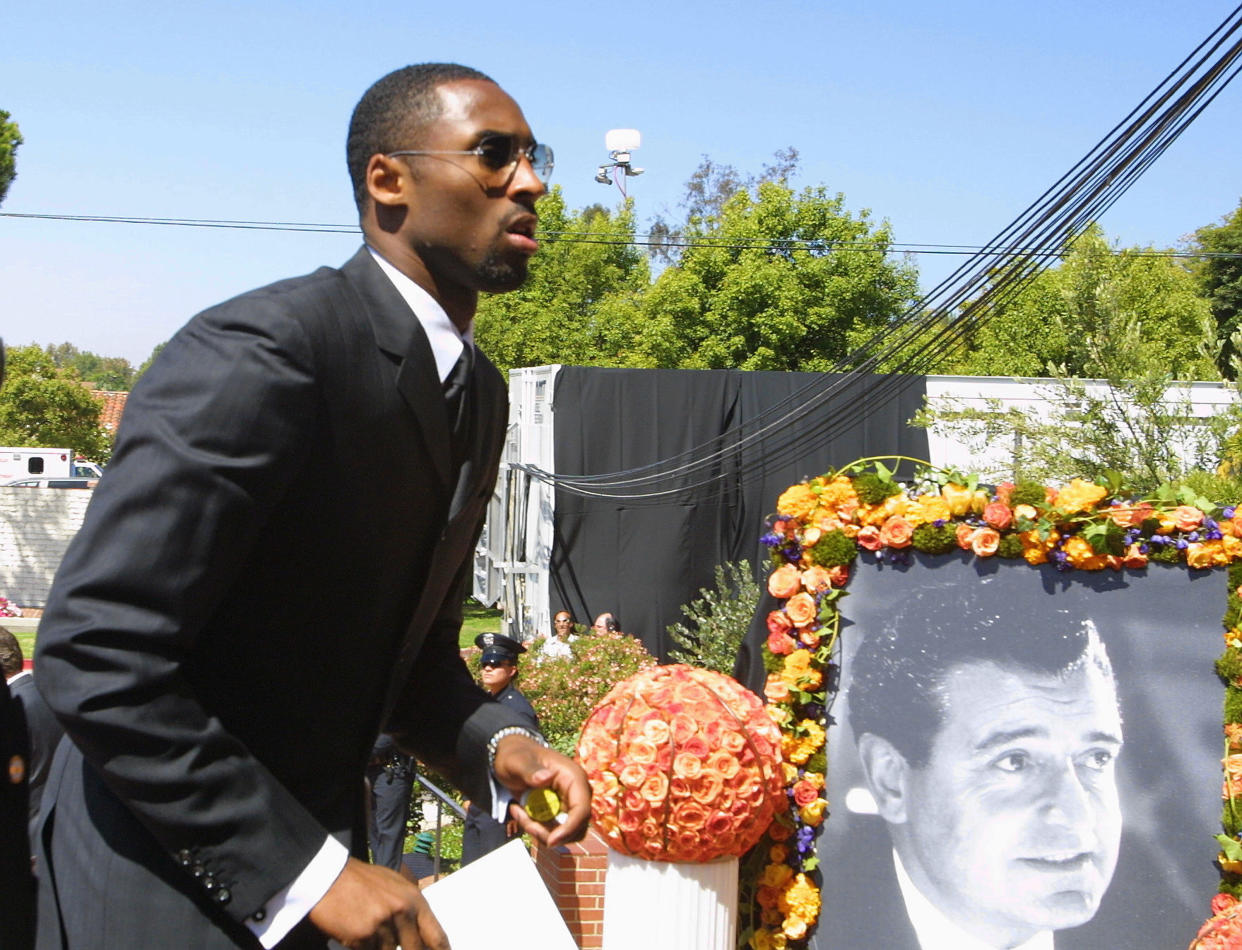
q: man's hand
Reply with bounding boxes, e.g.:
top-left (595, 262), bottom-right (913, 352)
top-left (309, 857), bottom-right (449, 950)
top-left (492, 735), bottom-right (591, 847)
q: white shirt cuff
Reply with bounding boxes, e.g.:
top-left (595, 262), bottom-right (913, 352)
top-left (246, 835), bottom-right (349, 948)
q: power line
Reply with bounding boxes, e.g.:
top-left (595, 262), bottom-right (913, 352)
top-left (2, 211), bottom-right (1238, 260)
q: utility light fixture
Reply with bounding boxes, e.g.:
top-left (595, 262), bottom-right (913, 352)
top-left (595, 128), bottom-right (644, 196)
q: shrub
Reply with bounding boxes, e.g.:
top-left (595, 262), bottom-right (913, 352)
top-left (485, 630), bottom-right (657, 757)
top-left (666, 560), bottom-right (761, 675)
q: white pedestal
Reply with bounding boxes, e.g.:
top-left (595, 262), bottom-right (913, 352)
top-left (602, 850), bottom-right (738, 950)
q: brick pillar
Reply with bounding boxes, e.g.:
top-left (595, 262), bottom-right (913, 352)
top-left (531, 827), bottom-right (609, 950)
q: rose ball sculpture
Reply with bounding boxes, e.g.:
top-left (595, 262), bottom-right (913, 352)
top-left (577, 664), bottom-right (787, 949)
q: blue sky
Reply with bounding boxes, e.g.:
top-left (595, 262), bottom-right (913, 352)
top-left (2, 1), bottom-right (1239, 367)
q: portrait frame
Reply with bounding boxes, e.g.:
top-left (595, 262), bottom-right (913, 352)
top-left (738, 464), bottom-right (1239, 950)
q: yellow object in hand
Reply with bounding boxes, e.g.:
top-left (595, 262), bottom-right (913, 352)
top-left (523, 788), bottom-right (561, 823)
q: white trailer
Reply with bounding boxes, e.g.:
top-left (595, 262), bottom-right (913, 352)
top-left (0, 448), bottom-right (102, 483)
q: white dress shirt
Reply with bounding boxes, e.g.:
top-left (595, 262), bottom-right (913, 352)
top-left (893, 848), bottom-right (1054, 950)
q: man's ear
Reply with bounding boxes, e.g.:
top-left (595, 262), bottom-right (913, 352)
top-left (856, 732), bottom-right (911, 824)
top-left (365, 153), bottom-right (409, 208)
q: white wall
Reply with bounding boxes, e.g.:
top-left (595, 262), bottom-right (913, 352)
top-left (0, 488), bottom-right (91, 607)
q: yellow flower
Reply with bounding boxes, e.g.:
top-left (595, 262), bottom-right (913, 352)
top-left (817, 475), bottom-right (860, 512)
top-left (941, 482), bottom-right (973, 516)
top-left (760, 862), bottom-right (794, 889)
top-left (799, 797), bottom-right (828, 826)
top-left (1054, 478), bottom-right (1108, 515)
top-left (1062, 535), bottom-right (1108, 571)
top-left (784, 872), bottom-right (822, 919)
top-left (776, 484), bottom-right (818, 521)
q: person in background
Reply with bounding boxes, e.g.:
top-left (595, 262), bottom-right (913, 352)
top-left (537, 609), bottom-right (576, 661)
top-left (0, 338), bottom-right (36, 950)
top-left (462, 633), bottom-right (539, 865)
top-left (592, 612), bottom-right (620, 635)
top-left (365, 734), bottom-right (415, 872)
top-left (0, 628), bottom-right (63, 850)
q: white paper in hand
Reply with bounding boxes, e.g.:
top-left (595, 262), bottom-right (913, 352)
top-left (422, 838), bottom-right (578, 949)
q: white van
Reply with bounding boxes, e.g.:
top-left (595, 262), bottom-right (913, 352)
top-left (0, 447), bottom-right (102, 482)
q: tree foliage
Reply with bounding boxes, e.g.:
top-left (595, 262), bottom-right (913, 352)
top-left (928, 224), bottom-right (1216, 380)
top-left (914, 226), bottom-right (1234, 494)
top-left (478, 153), bottom-right (917, 375)
top-left (0, 109), bottom-right (20, 207)
top-left (42, 343), bottom-right (136, 391)
top-left (0, 345), bottom-right (113, 460)
top-left (632, 178), bottom-right (919, 371)
top-left (474, 187), bottom-right (649, 375)
top-left (666, 560), bottom-right (761, 675)
top-left (1189, 198), bottom-right (1242, 379)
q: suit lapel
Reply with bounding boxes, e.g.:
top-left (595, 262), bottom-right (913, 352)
top-left (341, 248), bottom-right (454, 490)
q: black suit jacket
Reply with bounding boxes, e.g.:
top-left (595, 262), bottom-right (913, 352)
top-left (8, 671), bottom-right (63, 843)
top-left (33, 248), bottom-right (529, 948)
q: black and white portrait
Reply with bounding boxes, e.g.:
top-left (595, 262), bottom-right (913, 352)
top-left (816, 553), bottom-right (1223, 950)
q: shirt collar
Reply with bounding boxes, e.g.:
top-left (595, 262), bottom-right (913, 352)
top-left (367, 246), bottom-right (472, 384)
top-left (892, 848), bottom-right (1054, 950)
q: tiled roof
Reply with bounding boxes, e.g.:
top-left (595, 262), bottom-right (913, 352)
top-left (90, 390), bottom-right (129, 432)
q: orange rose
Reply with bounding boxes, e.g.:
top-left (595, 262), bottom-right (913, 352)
top-left (640, 772), bottom-right (670, 805)
top-left (855, 525), bottom-right (882, 551)
top-left (971, 527), bottom-right (1000, 557)
top-left (767, 820), bottom-right (793, 842)
top-left (995, 482), bottom-right (1015, 505)
top-left (826, 564), bottom-right (850, 587)
top-left (767, 564), bottom-right (802, 599)
top-left (1186, 542), bottom-right (1215, 570)
top-left (673, 752), bottom-right (703, 780)
top-left (800, 565), bottom-right (832, 593)
top-left (792, 779), bottom-right (820, 806)
top-left (955, 523), bottom-right (976, 550)
top-left (785, 592), bottom-right (817, 627)
top-left (1174, 505), bottom-right (1206, 532)
top-left (982, 500), bottom-right (1013, 530)
top-left (799, 627), bottom-right (821, 649)
top-left (878, 515), bottom-right (914, 549)
top-left (1013, 503), bottom-right (1038, 522)
top-left (1122, 543), bottom-right (1148, 569)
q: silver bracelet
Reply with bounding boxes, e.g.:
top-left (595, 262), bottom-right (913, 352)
top-left (487, 725), bottom-right (547, 773)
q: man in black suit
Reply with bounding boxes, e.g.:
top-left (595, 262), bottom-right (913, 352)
top-left (33, 63), bottom-right (588, 950)
top-left (1, 627), bottom-right (63, 847)
top-left (835, 588), bottom-right (1123, 950)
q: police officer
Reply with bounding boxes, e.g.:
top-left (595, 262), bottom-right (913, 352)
top-left (461, 633), bottom-right (540, 864)
top-left (365, 733), bottom-right (415, 871)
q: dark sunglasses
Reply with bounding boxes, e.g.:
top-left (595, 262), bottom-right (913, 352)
top-left (388, 134), bottom-right (554, 185)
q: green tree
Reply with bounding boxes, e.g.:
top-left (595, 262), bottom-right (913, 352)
top-left (631, 178), bottom-right (919, 370)
top-left (914, 227), bottom-right (1233, 494)
top-left (1189, 198), bottom-right (1242, 378)
top-left (0, 345), bottom-right (113, 461)
top-left (474, 187), bottom-right (649, 375)
top-left (928, 224), bottom-right (1216, 380)
top-left (666, 560), bottom-right (761, 675)
top-left (43, 343), bottom-right (136, 391)
top-left (137, 342), bottom-right (167, 378)
top-left (0, 110), bottom-right (20, 207)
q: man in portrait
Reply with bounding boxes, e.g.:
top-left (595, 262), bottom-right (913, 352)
top-left (841, 584), bottom-right (1124, 950)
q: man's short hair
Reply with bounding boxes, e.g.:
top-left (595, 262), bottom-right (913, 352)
top-left (846, 582), bottom-right (1115, 769)
top-left (346, 62), bottom-right (495, 212)
top-left (0, 626), bottom-right (23, 678)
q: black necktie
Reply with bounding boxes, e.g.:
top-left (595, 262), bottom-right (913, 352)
top-left (443, 344), bottom-right (474, 459)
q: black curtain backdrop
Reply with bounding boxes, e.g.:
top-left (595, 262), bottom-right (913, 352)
top-left (550, 368), bottom-right (929, 659)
